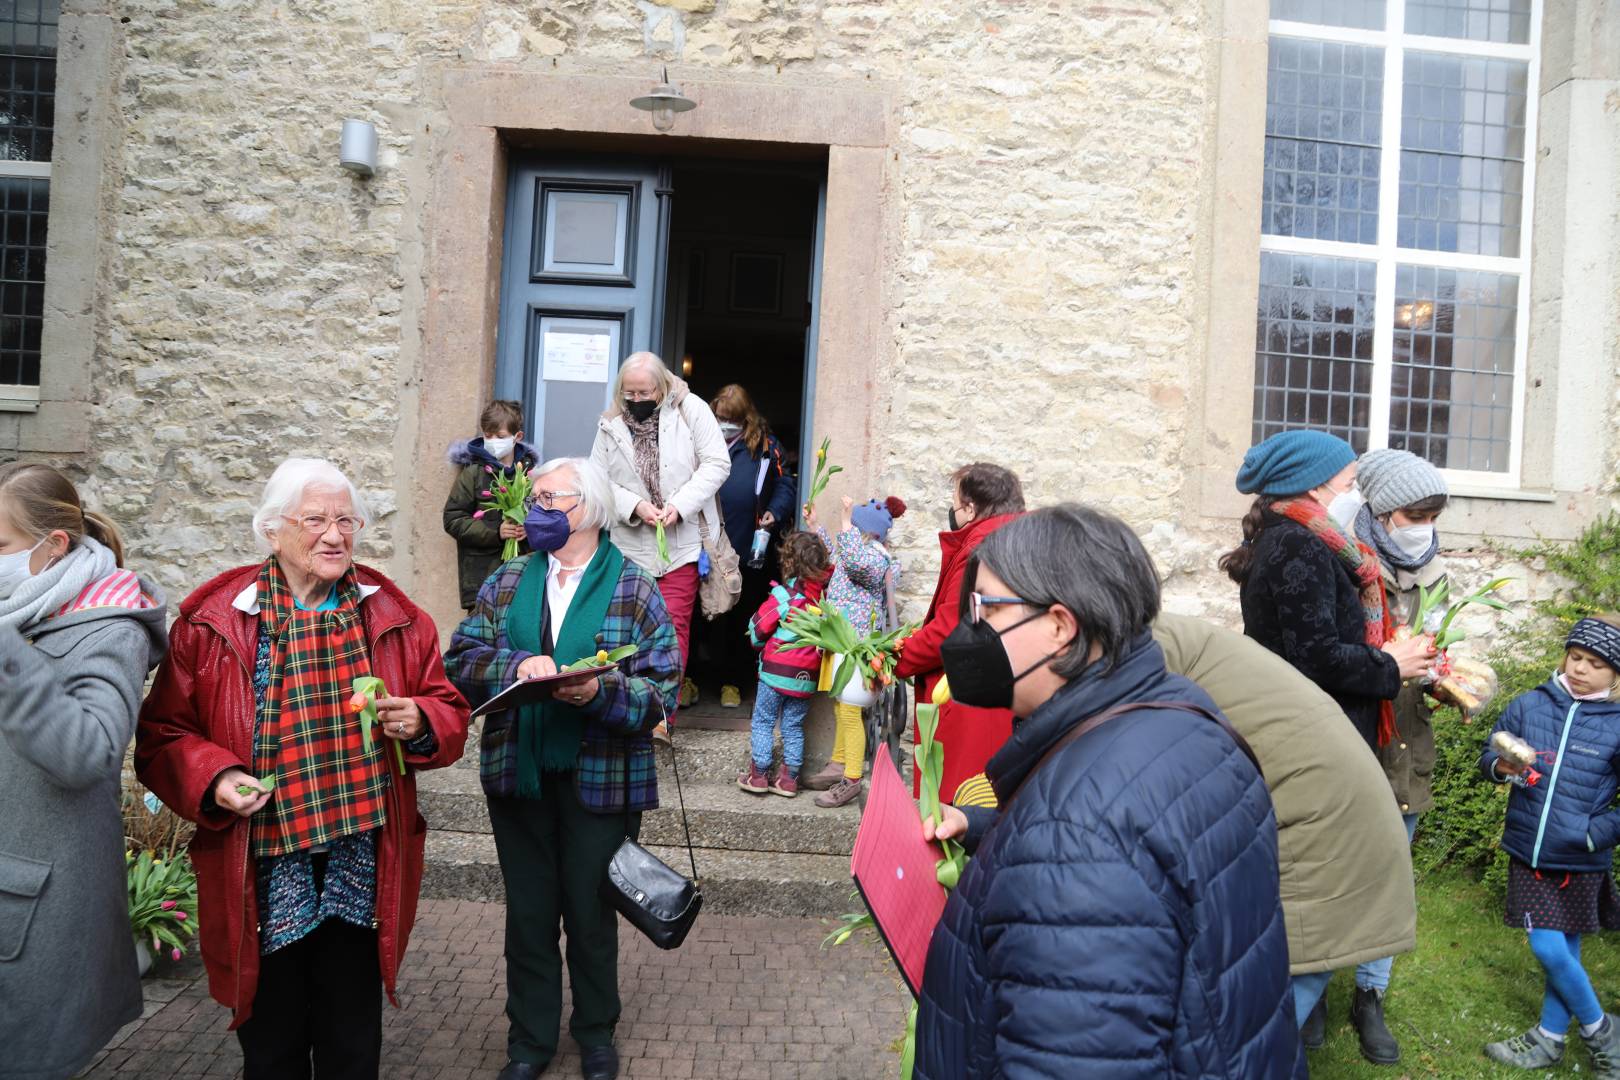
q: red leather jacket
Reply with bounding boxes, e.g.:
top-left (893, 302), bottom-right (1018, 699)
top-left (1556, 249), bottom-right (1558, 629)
top-left (893, 513), bottom-right (1021, 800)
top-left (135, 564), bottom-right (469, 1027)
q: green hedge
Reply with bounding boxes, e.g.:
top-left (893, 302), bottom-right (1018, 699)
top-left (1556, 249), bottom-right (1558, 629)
top-left (1413, 512), bottom-right (1620, 896)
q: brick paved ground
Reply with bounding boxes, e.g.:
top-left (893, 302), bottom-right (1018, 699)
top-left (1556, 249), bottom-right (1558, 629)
top-left (83, 900), bottom-right (909, 1080)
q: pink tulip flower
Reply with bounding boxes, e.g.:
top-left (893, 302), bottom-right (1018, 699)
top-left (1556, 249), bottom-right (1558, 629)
top-left (160, 900), bottom-right (177, 910)
top-left (472, 510), bottom-right (485, 519)
top-left (171, 948), bottom-right (182, 961)
top-left (174, 910), bottom-right (188, 921)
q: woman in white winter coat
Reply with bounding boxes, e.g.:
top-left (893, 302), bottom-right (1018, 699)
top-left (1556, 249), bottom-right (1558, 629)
top-left (589, 351), bottom-right (729, 734)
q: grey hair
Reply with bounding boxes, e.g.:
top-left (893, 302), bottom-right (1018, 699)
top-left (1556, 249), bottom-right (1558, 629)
top-left (532, 456), bottom-right (613, 531)
top-left (252, 458), bottom-right (372, 553)
top-left (968, 504), bottom-right (1162, 679)
top-left (608, 351), bottom-right (675, 416)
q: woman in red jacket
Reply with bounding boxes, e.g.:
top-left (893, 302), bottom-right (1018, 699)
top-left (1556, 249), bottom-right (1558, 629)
top-left (893, 463), bottom-right (1024, 798)
top-left (136, 458), bottom-right (469, 1079)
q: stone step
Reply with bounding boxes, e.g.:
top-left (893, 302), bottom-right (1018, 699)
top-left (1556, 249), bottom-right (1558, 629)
top-left (452, 724), bottom-right (914, 791)
top-left (418, 760), bottom-right (862, 856)
top-left (420, 831), bottom-right (858, 918)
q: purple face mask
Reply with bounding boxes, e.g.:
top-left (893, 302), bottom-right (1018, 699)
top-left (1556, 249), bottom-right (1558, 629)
top-left (523, 504), bottom-right (572, 552)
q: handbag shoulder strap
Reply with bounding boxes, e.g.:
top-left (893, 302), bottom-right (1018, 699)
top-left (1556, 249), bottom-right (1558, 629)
top-left (1005, 700), bottom-right (1261, 810)
top-left (629, 695), bottom-right (699, 880)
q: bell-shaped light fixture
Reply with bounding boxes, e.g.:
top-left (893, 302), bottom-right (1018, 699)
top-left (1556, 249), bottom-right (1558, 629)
top-left (630, 67), bottom-right (697, 133)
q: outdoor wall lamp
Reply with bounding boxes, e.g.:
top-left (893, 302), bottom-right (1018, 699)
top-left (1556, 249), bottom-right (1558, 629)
top-left (339, 119), bottom-right (378, 177)
top-left (629, 67), bottom-right (696, 133)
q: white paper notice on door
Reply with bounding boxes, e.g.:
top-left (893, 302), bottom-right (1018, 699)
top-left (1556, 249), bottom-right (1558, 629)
top-left (541, 329), bottom-right (612, 383)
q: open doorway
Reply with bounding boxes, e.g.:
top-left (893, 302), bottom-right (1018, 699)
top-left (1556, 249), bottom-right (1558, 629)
top-left (663, 162), bottom-right (822, 711)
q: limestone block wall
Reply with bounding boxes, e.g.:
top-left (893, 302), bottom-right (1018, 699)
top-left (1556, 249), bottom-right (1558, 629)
top-left (64, 0), bottom-right (1620, 640)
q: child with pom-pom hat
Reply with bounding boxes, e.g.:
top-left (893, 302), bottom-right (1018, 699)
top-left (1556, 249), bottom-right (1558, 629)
top-left (800, 494), bottom-right (907, 807)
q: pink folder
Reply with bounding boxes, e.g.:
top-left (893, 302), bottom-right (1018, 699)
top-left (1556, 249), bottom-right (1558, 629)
top-left (850, 748), bottom-right (951, 998)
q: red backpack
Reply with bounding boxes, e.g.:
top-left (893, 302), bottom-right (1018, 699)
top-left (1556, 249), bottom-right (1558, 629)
top-left (749, 579), bottom-right (825, 699)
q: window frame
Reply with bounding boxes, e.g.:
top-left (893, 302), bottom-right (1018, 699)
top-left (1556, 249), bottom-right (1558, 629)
top-left (1260, 0), bottom-right (1543, 488)
top-left (0, 1), bottom-right (60, 410)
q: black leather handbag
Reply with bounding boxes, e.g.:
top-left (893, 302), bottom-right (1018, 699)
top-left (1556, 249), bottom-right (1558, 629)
top-left (600, 710), bottom-right (702, 950)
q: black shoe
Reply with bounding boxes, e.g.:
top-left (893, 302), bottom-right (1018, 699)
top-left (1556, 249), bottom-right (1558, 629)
top-left (1300, 996), bottom-right (1326, 1050)
top-left (1351, 986), bottom-right (1401, 1064)
top-left (497, 1063), bottom-right (546, 1080)
top-left (580, 1045), bottom-right (619, 1080)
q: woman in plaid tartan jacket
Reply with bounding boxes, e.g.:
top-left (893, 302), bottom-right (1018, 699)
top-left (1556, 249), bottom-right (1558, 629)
top-left (443, 456), bottom-right (680, 1080)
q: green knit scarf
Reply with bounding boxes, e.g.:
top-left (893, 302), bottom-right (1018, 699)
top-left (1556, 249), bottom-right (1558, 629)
top-left (506, 541), bottom-right (623, 798)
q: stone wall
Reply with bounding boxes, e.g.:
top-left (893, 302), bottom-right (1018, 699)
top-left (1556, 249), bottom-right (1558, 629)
top-left (60, 0), bottom-right (1620, 639)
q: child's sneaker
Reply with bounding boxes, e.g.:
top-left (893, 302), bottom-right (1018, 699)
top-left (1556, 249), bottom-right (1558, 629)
top-left (679, 678), bottom-right (699, 707)
top-left (737, 762), bottom-right (769, 795)
top-left (1484, 1026), bottom-right (1564, 1068)
top-left (801, 761), bottom-right (845, 791)
top-left (1582, 1014), bottom-right (1620, 1079)
top-left (720, 684), bottom-right (742, 708)
top-left (814, 776), bottom-right (863, 808)
top-left (769, 766), bottom-right (798, 798)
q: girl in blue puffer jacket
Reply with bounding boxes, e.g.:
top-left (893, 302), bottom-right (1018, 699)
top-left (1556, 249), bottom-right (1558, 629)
top-left (1481, 615), bottom-right (1620, 1076)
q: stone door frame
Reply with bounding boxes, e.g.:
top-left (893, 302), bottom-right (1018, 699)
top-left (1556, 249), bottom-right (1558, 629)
top-left (401, 67), bottom-right (895, 633)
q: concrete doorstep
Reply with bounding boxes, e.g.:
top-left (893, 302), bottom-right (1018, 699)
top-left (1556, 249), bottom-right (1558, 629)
top-left (421, 728), bottom-right (886, 917)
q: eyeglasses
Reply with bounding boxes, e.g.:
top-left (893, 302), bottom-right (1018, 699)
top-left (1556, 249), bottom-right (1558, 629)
top-left (284, 514), bottom-right (363, 535)
top-left (535, 490), bottom-right (582, 511)
top-left (967, 591), bottom-right (1031, 625)
top-left (623, 389), bottom-right (658, 402)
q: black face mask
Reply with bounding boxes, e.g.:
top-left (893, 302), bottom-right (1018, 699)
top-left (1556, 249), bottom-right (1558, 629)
top-left (624, 399), bottom-right (658, 423)
top-left (940, 609), bottom-right (1059, 710)
top-left (947, 507), bottom-right (960, 532)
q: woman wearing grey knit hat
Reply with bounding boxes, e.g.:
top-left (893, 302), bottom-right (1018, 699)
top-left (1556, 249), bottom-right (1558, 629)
top-left (1320, 447), bottom-right (1450, 1065)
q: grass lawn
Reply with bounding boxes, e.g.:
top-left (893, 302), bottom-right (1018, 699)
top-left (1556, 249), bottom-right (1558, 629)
top-left (1308, 868), bottom-right (1620, 1078)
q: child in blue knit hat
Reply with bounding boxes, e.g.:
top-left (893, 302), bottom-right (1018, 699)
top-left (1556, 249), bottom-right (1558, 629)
top-left (801, 493), bottom-right (906, 808)
top-left (1483, 615), bottom-right (1620, 1074)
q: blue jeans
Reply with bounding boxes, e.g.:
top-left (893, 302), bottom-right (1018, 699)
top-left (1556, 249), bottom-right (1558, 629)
top-left (1294, 971), bottom-right (1334, 1027)
top-left (1532, 929), bottom-right (1603, 1032)
top-left (1355, 812), bottom-right (1421, 992)
top-left (750, 682), bottom-right (810, 772)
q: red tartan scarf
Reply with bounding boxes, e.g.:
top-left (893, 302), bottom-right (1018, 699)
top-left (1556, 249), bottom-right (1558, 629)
top-left (1274, 495), bottom-right (1400, 746)
top-left (250, 559), bottom-right (387, 859)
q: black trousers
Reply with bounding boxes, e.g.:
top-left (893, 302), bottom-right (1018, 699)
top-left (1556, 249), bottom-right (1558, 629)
top-left (488, 779), bottom-right (640, 1066)
top-left (236, 917), bottom-right (382, 1080)
top-left (713, 564), bottom-right (773, 688)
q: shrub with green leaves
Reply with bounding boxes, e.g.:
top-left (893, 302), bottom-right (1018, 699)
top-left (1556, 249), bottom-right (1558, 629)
top-left (1415, 512), bottom-right (1620, 896)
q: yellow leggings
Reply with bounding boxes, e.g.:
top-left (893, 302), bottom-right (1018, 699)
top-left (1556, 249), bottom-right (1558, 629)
top-left (830, 702), bottom-right (866, 781)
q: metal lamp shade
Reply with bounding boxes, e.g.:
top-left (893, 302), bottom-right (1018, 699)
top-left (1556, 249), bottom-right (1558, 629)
top-left (339, 118), bottom-right (378, 177)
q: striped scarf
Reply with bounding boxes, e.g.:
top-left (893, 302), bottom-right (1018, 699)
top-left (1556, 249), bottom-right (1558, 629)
top-left (1274, 495), bottom-right (1400, 745)
top-left (250, 559), bottom-right (388, 859)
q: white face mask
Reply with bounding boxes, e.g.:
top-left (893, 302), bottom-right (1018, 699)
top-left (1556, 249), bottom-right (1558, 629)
top-left (1327, 488), bottom-right (1364, 532)
top-left (1388, 523), bottom-right (1436, 559)
top-left (0, 541), bottom-right (42, 599)
top-left (718, 421), bottom-right (742, 440)
top-left (484, 435), bottom-right (516, 460)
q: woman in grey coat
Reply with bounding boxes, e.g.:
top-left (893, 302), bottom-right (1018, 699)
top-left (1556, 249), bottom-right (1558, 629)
top-left (0, 464), bottom-right (168, 1080)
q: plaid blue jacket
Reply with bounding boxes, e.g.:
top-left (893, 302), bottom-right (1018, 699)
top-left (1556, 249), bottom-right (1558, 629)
top-left (443, 548), bottom-right (680, 811)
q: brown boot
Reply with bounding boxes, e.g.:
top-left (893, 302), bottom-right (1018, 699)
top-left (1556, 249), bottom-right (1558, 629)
top-left (801, 761), bottom-right (845, 791)
top-left (814, 776), bottom-right (863, 808)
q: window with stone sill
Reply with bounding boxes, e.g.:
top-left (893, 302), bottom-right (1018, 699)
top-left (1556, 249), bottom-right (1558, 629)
top-left (0, 0), bottom-right (57, 396)
top-left (1255, 0), bottom-right (1538, 483)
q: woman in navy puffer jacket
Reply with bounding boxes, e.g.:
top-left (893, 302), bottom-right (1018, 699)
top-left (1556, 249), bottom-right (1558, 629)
top-left (914, 505), bottom-right (1303, 1080)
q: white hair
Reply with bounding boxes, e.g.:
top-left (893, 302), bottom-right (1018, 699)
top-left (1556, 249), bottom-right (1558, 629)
top-left (533, 456), bottom-right (612, 531)
top-left (608, 351), bottom-right (675, 416)
top-left (252, 458), bottom-right (373, 553)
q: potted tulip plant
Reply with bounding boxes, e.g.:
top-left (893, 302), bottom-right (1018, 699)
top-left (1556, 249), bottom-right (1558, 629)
top-left (127, 845), bottom-right (199, 976)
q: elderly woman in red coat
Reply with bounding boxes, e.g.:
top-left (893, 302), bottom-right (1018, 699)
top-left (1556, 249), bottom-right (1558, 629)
top-left (136, 457), bottom-right (469, 1079)
top-left (892, 463), bottom-right (1024, 799)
